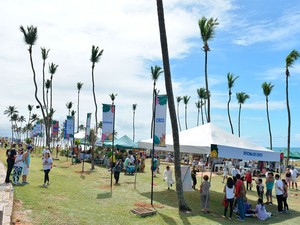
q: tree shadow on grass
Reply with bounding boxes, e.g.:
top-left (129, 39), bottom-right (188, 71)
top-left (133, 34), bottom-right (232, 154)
top-left (139, 189), bottom-right (300, 224)
top-left (97, 190), bottom-right (112, 200)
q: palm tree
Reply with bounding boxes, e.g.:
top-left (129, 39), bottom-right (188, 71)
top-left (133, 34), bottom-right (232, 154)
top-left (76, 82), bottom-right (84, 133)
top-left (65, 102), bottom-right (73, 116)
top-left (236, 92), bottom-right (250, 137)
top-left (198, 17), bottom-right (219, 123)
top-left (79, 124), bottom-right (85, 131)
top-left (197, 87), bottom-right (206, 125)
top-left (45, 79), bottom-right (51, 109)
top-left (49, 62), bottom-right (58, 110)
top-left (30, 113), bottom-right (39, 124)
top-left (183, 95), bottom-right (190, 130)
top-left (41, 47), bottom-right (50, 112)
top-left (285, 49), bottom-right (299, 165)
top-left (262, 82), bottom-right (274, 150)
top-left (27, 104), bottom-right (34, 138)
top-left (227, 73), bottom-right (239, 134)
top-left (20, 26), bottom-right (50, 146)
top-left (90, 45), bottom-right (104, 134)
top-left (4, 106), bottom-right (19, 141)
top-left (11, 113), bottom-right (19, 139)
top-left (18, 115), bottom-right (26, 141)
top-left (176, 96), bottom-right (183, 131)
top-left (71, 110), bottom-right (76, 117)
top-left (151, 65), bottom-right (163, 137)
top-left (156, 0), bottom-right (191, 212)
top-left (132, 104), bottom-right (137, 142)
top-left (195, 101), bottom-right (201, 126)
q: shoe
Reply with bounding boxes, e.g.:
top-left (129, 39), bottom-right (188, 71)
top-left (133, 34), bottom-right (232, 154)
top-left (221, 215), bottom-right (226, 219)
top-left (14, 182), bottom-right (21, 185)
top-left (168, 188), bottom-right (170, 190)
top-left (170, 184), bottom-right (172, 187)
top-left (228, 217), bottom-right (232, 220)
top-left (43, 184), bottom-right (47, 187)
top-left (269, 202), bottom-right (273, 205)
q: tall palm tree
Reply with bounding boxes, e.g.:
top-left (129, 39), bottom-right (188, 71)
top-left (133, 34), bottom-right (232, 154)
top-left (285, 49), bottom-right (299, 165)
top-left (156, 0), bottom-right (190, 212)
top-left (20, 26), bottom-right (49, 146)
top-left (71, 110), bottom-right (76, 117)
top-left (198, 17), bottom-right (218, 123)
top-left (197, 87), bottom-right (206, 125)
top-left (176, 96), bottom-right (183, 131)
top-left (65, 102), bottom-right (73, 116)
top-left (195, 101), bottom-right (201, 126)
top-left (41, 47), bottom-right (50, 112)
top-left (109, 93), bottom-right (117, 104)
top-left (27, 104), bottom-right (34, 138)
top-left (45, 79), bottom-right (51, 109)
top-left (132, 104), bottom-right (137, 142)
top-left (183, 95), bottom-right (190, 130)
top-left (79, 124), bottom-right (85, 131)
top-left (18, 115), bottom-right (26, 141)
top-left (236, 92), bottom-right (250, 137)
top-left (90, 45), bottom-right (104, 134)
top-left (4, 106), bottom-right (19, 141)
top-left (30, 113), bottom-right (39, 124)
top-left (76, 82), bottom-right (84, 133)
top-left (262, 82), bottom-right (274, 150)
top-left (49, 62), bottom-right (58, 111)
top-left (227, 73), bottom-right (239, 134)
top-left (151, 65), bottom-right (163, 137)
top-left (11, 113), bottom-right (19, 139)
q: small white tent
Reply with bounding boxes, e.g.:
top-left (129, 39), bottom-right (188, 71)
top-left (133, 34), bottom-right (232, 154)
top-left (138, 123), bottom-right (279, 161)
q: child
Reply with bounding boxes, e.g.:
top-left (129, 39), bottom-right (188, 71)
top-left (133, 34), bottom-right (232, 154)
top-left (254, 198), bottom-right (271, 220)
top-left (163, 166), bottom-right (174, 190)
top-left (245, 170), bottom-right (252, 190)
top-left (255, 178), bottom-right (264, 202)
top-left (265, 172), bottom-right (274, 205)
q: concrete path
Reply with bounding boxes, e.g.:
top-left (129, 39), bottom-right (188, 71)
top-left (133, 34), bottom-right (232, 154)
top-left (0, 161), bottom-right (14, 225)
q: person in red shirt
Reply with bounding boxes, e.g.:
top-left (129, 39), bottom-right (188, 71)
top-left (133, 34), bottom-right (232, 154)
top-left (245, 170), bottom-right (252, 191)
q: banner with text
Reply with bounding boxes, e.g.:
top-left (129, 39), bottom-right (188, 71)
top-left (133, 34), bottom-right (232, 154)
top-left (101, 104), bottom-right (115, 142)
top-left (154, 95), bottom-right (167, 146)
top-left (52, 120), bottom-right (59, 137)
top-left (66, 116), bottom-right (74, 139)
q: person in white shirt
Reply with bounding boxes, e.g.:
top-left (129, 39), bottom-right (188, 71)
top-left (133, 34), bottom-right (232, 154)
top-left (42, 152), bottom-right (53, 187)
top-left (275, 174), bottom-right (284, 213)
top-left (291, 166), bottom-right (298, 190)
top-left (163, 166), bottom-right (174, 190)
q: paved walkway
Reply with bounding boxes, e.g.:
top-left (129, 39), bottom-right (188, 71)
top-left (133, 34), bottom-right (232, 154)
top-left (0, 161), bottom-right (14, 225)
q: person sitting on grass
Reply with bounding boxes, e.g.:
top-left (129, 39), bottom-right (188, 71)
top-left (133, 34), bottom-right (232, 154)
top-left (254, 198), bottom-right (271, 221)
top-left (244, 197), bottom-right (255, 217)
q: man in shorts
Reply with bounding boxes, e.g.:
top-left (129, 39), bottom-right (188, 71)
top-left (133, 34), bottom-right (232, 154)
top-left (22, 145), bottom-right (33, 185)
top-left (291, 166), bottom-right (298, 190)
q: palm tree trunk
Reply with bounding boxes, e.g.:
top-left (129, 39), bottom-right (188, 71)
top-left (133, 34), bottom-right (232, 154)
top-left (204, 51), bottom-right (210, 123)
top-left (200, 104), bottom-right (204, 125)
top-left (204, 100), bottom-right (208, 123)
top-left (185, 106), bottom-right (188, 130)
top-left (177, 103), bottom-right (182, 131)
top-left (11, 121), bottom-right (14, 142)
top-left (151, 86), bottom-right (156, 137)
top-left (133, 111), bottom-right (135, 142)
top-left (238, 104), bottom-right (241, 137)
top-left (156, 0), bottom-right (191, 212)
top-left (266, 98), bottom-right (272, 150)
top-left (77, 91), bottom-right (80, 133)
top-left (197, 109), bottom-right (199, 126)
top-left (286, 75), bottom-right (291, 165)
top-left (28, 47), bottom-right (49, 146)
top-left (227, 94), bottom-right (234, 134)
top-left (92, 66), bottom-right (98, 135)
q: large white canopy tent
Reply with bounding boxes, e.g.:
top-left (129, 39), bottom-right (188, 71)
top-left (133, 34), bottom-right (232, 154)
top-left (138, 123), bottom-right (280, 162)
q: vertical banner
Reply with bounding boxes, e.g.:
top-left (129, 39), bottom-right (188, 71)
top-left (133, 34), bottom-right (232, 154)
top-left (66, 116), bottom-right (74, 139)
top-left (52, 120), bottom-right (59, 137)
top-left (154, 95), bottom-right (167, 146)
top-left (64, 120), bottom-right (68, 139)
top-left (101, 104), bottom-right (115, 141)
top-left (85, 113), bottom-right (92, 141)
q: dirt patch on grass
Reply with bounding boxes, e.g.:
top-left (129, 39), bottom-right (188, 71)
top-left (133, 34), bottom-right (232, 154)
top-left (97, 185), bottom-right (113, 189)
top-left (134, 202), bottom-right (164, 209)
top-left (12, 199), bottom-right (33, 225)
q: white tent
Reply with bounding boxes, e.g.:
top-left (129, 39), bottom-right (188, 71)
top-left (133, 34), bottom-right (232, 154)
top-left (138, 123), bottom-right (280, 162)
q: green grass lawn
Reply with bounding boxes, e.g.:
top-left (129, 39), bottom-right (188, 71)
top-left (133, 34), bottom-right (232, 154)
top-left (1, 148), bottom-right (300, 225)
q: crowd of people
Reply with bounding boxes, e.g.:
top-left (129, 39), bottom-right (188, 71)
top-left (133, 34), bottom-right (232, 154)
top-left (5, 143), bottom-right (53, 187)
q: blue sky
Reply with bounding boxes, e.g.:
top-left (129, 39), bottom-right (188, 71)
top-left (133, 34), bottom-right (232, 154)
top-left (0, 0), bottom-right (300, 148)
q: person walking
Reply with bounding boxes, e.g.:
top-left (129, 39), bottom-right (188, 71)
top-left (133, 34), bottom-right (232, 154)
top-left (200, 175), bottom-right (211, 213)
top-left (275, 174), bottom-right (284, 213)
top-left (163, 166), bottom-right (174, 190)
top-left (113, 159), bottom-right (123, 184)
top-left (5, 144), bottom-right (17, 183)
top-left (222, 177), bottom-right (235, 220)
top-left (42, 152), bottom-right (53, 187)
top-left (235, 174), bottom-right (246, 221)
top-left (12, 148), bottom-right (25, 185)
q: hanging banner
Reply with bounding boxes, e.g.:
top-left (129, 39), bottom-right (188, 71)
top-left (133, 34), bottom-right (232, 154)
top-left (64, 120), bottom-right (68, 139)
top-left (101, 104), bottom-right (115, 141)
top-left (66, 116), bottom-right (74, 139)
top-left (52, 120), bottom-right (59, 137)
top-left (154, 95), bottom-right (168, 146)
top-left (85, 113), bottom-right (92, 141)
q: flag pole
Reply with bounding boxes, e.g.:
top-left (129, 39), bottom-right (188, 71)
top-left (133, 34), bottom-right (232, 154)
top-left (151, 93), bottom-right (157, 206)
